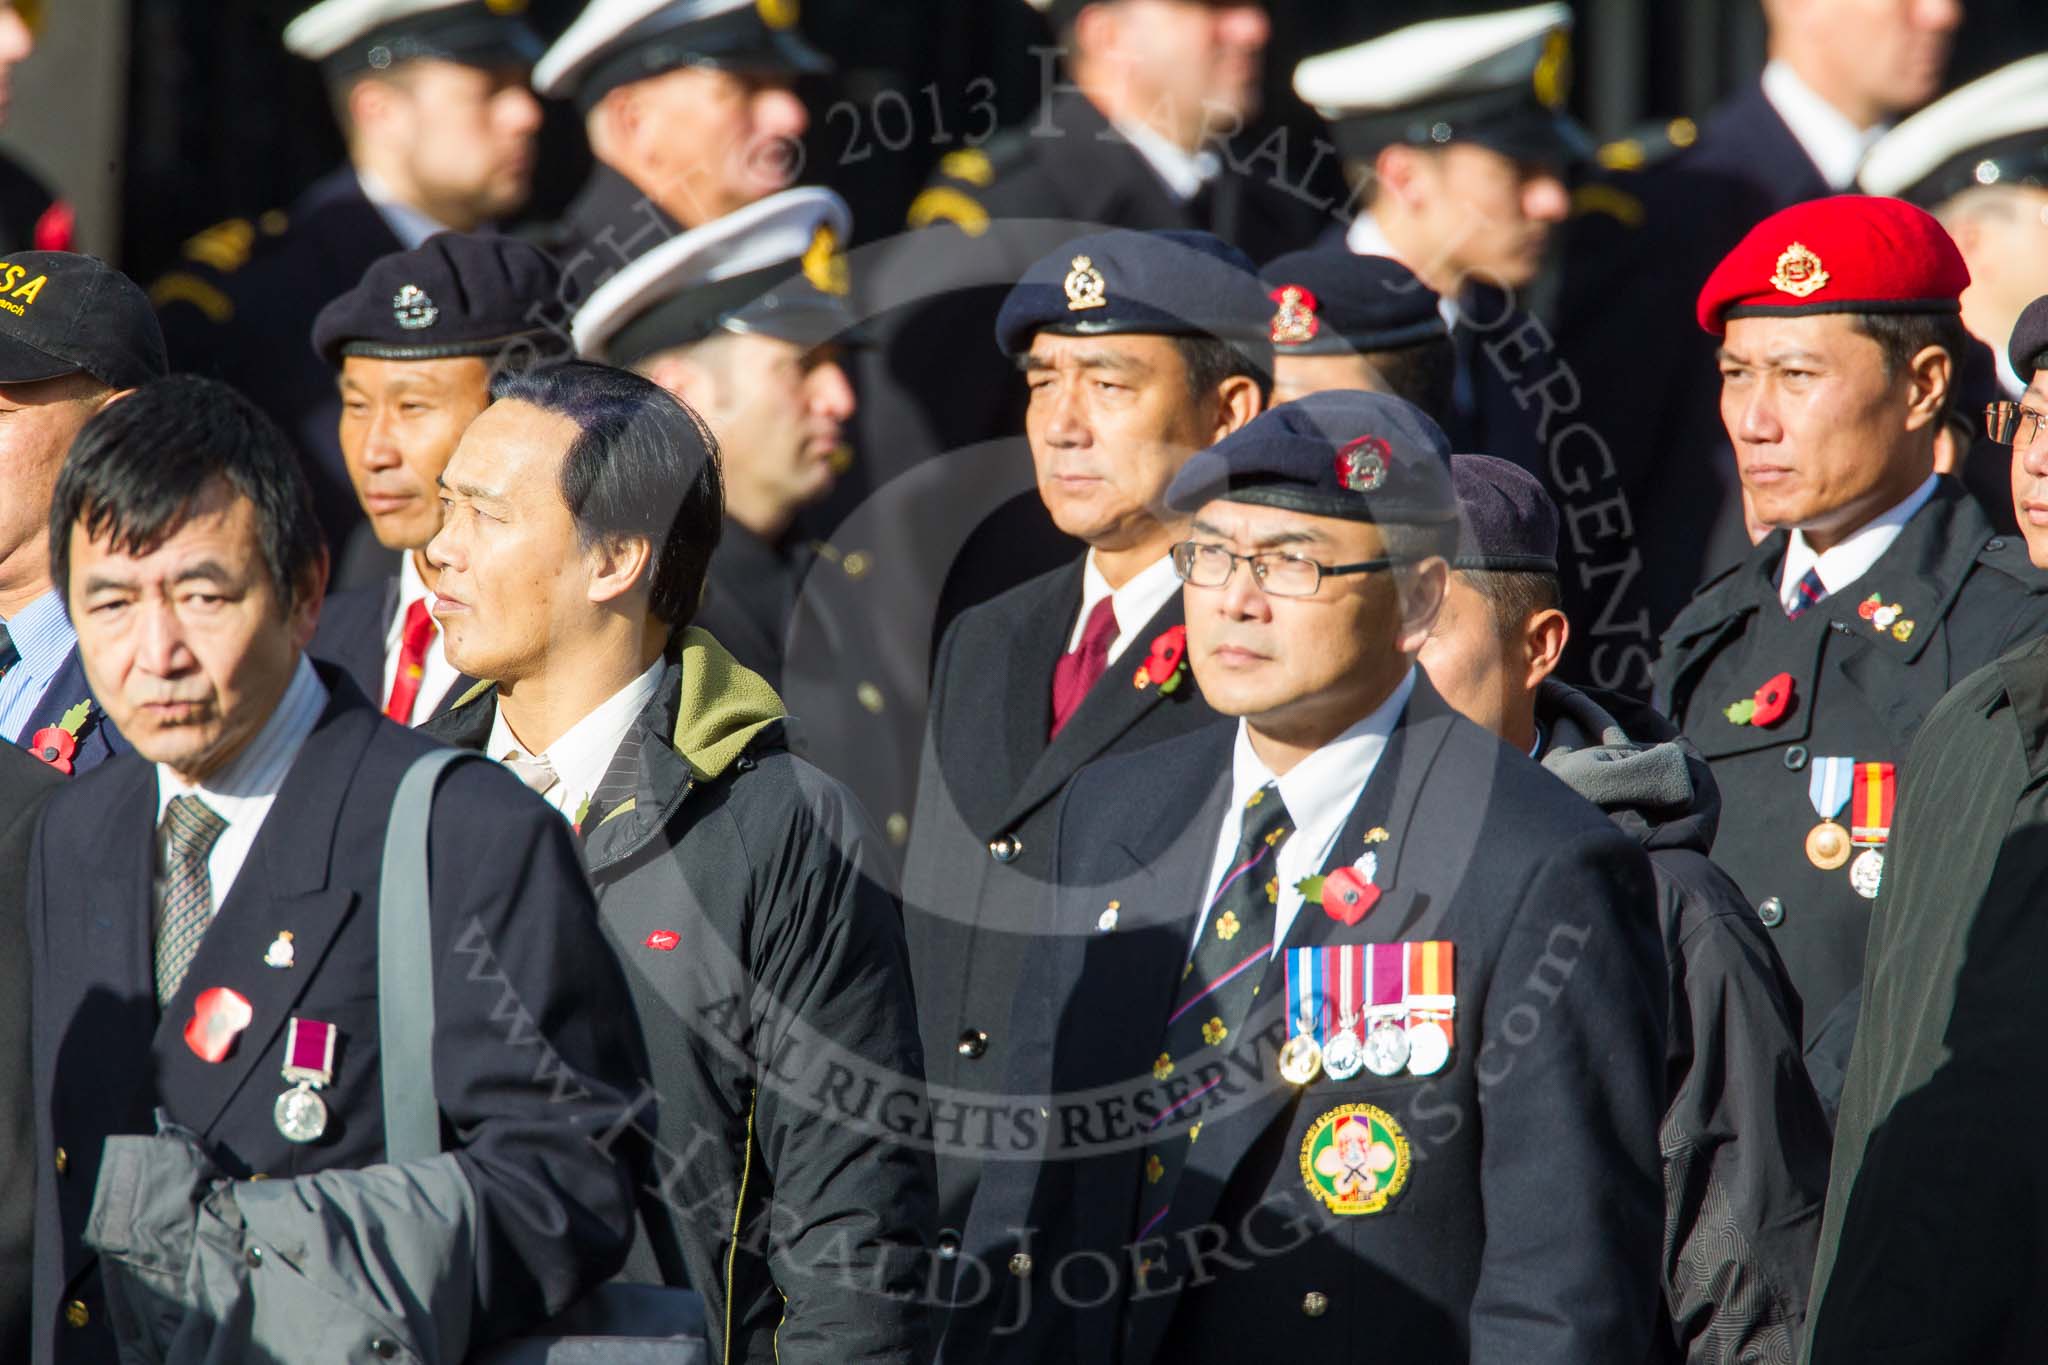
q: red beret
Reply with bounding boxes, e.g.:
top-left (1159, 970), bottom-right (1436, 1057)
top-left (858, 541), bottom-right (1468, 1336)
top-left (1695, 194), bottom-right (1969, 335)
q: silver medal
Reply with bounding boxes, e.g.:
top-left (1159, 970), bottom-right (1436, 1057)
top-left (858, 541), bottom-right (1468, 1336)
top-left (1322, 1027), bottom-right (1365, 1081)
top-left (1405, 1020), bottom-right (1452, 1076)
top-left (1849, 847), bottom-right (1885, 900)
top-left (1362, 1020), bottom-right (1410, 1077)
top-left (274, 1082), bottom-right (329, 1143)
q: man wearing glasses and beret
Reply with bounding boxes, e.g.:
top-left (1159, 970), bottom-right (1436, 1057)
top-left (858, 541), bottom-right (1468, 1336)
top-left (1803, 296), bottom-right (2048, 1363)
top-left (947, 389), bottom-right (1666, 1365)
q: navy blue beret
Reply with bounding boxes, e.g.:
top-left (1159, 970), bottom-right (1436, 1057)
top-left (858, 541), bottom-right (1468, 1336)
top-left (2010, 293), bottom-right (2048, 383)
top-left (1449, 452), bottom-right (1558, 573)
top-left (1261, 248), bottom-right (1447, 356)
top-left (312, 231), bottom-right (569, 369)
top-left (1166, 388), bottom-right (1456, 525)
top-left (994, 228), bottom-right (1275, 375)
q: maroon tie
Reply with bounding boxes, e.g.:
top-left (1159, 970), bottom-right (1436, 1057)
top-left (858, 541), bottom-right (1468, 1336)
top-left (1050, 596), bottom-right (1119, 738)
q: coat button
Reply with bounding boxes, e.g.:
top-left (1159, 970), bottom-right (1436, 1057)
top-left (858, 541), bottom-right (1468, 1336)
top-left (53, 1146), bottom-right (66, 1176)
top-left (369, 1339), bottom-right (399, 1360)
top-left (1783, 745), bottom-right (1808, 771)
top-left (957, 1029), bottom-right (989, 1060)
top-left (988, 834), bottom-right (1021, 863)
top-left (1989, 537), bottom-right (2007, 551)
top-left (936, 1230), bottom-right (961, 1261)
top-left (63, 1300), bottom-right (89, 1329)
top-left (1758, 896), bottom-right (1785, 928)
top-left (1302, 1291), bottom-right (1329, 1317)
top-left (247, 1246), bottom-right (264, 1268)
top-left (1008, 1252), bottom-right (1033, 1277)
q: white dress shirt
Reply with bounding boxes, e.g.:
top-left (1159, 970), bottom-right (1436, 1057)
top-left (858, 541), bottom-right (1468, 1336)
top-left (1067, 550), bottom-right (1184, 667)
top-left (381, 552), bottom-right (463, 724)
top-left (1114, 119), bottom-right (1221, 203)
top-left (155, 655), bottom-right (329, 915)
top-left (1193, 667), bottom-right (1418, 955)
top-left (1777, 473), bottom-right (1940, 613)
top-left (1344, 213), bottom-right (1462, 330)
top-left (487, 658), bottom-right (666, 821)
top-left (356, 168), bottom-right (458, 250)
top-left (1760, 60), bottom-right (1889, 191)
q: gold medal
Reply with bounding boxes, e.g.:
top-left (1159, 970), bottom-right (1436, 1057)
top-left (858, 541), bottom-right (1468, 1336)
top-left (1278, 1033), bottom-right (1323, 1085)
top-left (1805, 819), bottom-right (1851, 870)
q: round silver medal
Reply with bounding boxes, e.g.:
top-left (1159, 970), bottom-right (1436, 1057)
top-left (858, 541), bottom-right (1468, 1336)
top-left (1405, 1020), bottom-right (1452, 1076)
top-left (1849, 848), bottom-right (1885, 900)
top-left (1362, 1021), bottom-right (1410, 1077)
top-left (274, 1083), bottom-right (329, 1143)
top-left (1322, 1028), bottom-right (1365, 1081)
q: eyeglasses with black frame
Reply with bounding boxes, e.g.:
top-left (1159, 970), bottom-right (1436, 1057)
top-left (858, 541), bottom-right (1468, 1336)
top-left (1986, 401), bottom-right (2048, 448)
top-left (1170, 540), bottom-right (1408, 597)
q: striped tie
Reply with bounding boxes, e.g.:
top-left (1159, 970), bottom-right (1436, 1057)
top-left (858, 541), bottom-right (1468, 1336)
top-left (155, 795), bottom-right (229, 1006)
top-left (1786, 566), bottom-right (1827, 619)
top-left (1133, 782), bottom-right (1290, 1244)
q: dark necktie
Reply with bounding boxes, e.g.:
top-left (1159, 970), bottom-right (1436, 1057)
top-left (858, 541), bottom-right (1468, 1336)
top-left (1134, 782), bottom-right (1291, 1243)
top-left (1786, 566), bottom-right (1827, 619)
top-left (1049, 595), bottom-right (1118, 738)
top-left (156, 795), bottom-right (229, 1005)
top-left (0, 620), bottom-right (17, 680)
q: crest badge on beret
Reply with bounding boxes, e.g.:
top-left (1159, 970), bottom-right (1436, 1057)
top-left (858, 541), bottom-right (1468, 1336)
top-left (1064, 254), bottom-right (1107, 312)
top-left (802, 224), bottom-right (851, 297)
top-left (1270, 284), bottom-right (1320, 346)
top-left (1335, 434), bottom-right (1392, 492)
top-left (392, 284), bottom-right (440, 331)
top-left (1770, 242), bottom-right (1830, 299)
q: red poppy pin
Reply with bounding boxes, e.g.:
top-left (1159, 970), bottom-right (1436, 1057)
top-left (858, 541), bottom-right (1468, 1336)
top-left (1132, 624), bottom-right (1190, 695)
top-left (1724, 671), bottom-right (1795, 728)
top-left (645, 930), bottom-right (680, 952)
top-left (29, 700), bottom-right (92, 775)
top-left (184, 986), bottom-right (254, 1063)
top-left (1296, 855), bottom-right (1382, 927)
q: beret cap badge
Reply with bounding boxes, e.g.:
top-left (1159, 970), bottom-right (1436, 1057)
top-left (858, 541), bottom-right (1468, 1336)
top-left (1769, 242), bottom-right (1830, 299)
top-left (1335, 435), bottom-right (1392, 492)
top-left (1064, 255), bottom-right (1108, 312)
top-left (392, 283), bottom-right (440, 331)
top-left (1270, 284), bottom-right (1320, 346)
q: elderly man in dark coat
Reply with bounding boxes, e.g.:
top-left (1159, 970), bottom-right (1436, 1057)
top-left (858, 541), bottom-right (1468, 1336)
top-left (1802, 300), bottom-right (2048, 1364)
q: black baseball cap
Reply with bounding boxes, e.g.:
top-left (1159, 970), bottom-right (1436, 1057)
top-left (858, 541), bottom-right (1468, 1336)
top-left (0, 252), bottom-right (167, 391)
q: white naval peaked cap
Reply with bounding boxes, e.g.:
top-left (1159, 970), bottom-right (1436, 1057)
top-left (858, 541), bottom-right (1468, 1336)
top-left (1858, 54), bottom-right (2048, 205)
top-left (572, 184), bottom-right (853, 361)
top-left (534, 0), bottom-right (827, 105)
top-left (284, 0), bottom-right (540, 70)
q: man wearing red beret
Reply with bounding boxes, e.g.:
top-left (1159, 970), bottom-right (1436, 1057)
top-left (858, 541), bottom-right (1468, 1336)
top-left (1800, 294), bottom-right (2048, 1362)
top-left (1653, 195), bottom-right (2048, 1115)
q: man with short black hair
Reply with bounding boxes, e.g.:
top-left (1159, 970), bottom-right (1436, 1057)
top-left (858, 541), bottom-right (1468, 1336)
top-left (150, 0), bottom-right (544, 550)
top-left (1422, 452), bottom-right (1832, 1364)
top-left (0, 250), bottom-right (166, 775)
top-left (29, 373), bottom-right (644, 1364)
top-left (1655, 195), bottom-right (2048, 1106)
top-left (902, 228), bottom-right (1262, 1251)
top-left (421, 360), bottom-right (933, 1365)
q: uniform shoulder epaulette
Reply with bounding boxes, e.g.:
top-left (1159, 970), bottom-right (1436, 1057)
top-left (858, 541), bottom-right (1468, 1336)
top-left (904, 130), bottom-right (1034, 236)
top-left (1975, 532), bottom-right (2047, 588)
top-left (1571, 116), bottom-right (1700, 228)
top-left (148, 208), bottom-right (294, 325)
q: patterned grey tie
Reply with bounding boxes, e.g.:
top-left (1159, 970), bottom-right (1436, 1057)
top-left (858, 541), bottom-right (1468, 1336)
top-left (156, 795), bottom-right (229, 1006)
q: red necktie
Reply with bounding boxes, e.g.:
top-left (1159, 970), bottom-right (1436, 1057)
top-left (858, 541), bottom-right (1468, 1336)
top-left (384, 598), bottom-right (437, 724)
top-left (1050, 596), bottom-right (1118, 738)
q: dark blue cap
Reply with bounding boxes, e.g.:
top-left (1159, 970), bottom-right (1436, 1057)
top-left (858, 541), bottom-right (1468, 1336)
top-left (994, 228), bottom-right (1275, 376)
top-left (1261, 248), bottom-right (1447, 356)
top-left (1449, 452), bottom-right (1558, 573)
top-left (312, 231), bottom-right (569, 369)
top-left (1166, 388), bottom-right (1456, 525)
top-left (2010, 293), bottom-right (2048, 382)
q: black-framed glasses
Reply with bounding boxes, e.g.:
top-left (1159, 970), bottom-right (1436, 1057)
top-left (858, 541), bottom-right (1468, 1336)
top-left (1986, 401), bottom-right (2048, 448)
top-left (1170, 540), bottom-right (1406, 598)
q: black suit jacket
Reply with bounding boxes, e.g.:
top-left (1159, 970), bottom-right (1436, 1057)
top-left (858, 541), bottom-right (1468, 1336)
top-left (0, 743), bottom-right (62, 1359)
top-left (14, 647), bottom-right (123, 777)
top-left (947, 679), bottom-right (1669, 1365)
top-left (310, 580), bottom-right (475, 725)
top-left (902, 560), bottom-right (1218, 1237)
top-left (27, 666), bottom-right (646, 1364)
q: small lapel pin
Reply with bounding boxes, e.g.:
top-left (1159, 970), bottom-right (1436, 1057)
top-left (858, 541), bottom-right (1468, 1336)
top-left (264, 931), bottom-right (295, 969)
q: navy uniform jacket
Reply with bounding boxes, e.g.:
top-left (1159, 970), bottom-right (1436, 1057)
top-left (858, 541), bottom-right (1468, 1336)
top-left (0, 743), bottom-right (62, 1359)
top-left (426, 635), bottom-right (935, 1365)
top-left (530, 161), bottom-right (683, 313)
top-left (310, 579), bottom-right (476, 725)
top-left (149, 168), bottom-right (402, 551)
top-left (902, 559), bottom-right (1218, 1244)
top-left (13, 646), bottom-right (123, 777)
top-left (1653, 479), bottom-right (2048, 1063)
top-left (946, 679), bottom-right (1668, 1365)
top-left (27, 667), bottom-right (646, 1364)
top-left (0, 150), bottom-right (69, 254)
